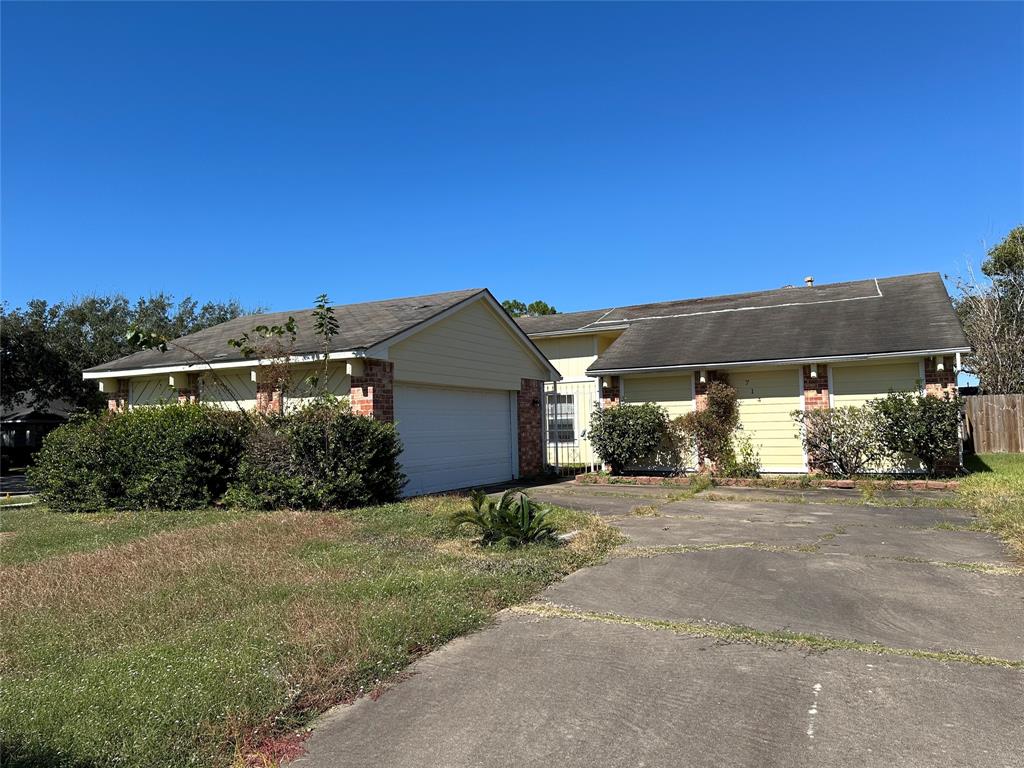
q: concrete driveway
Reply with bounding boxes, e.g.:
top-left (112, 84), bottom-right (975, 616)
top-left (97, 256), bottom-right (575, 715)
top-left (296, 483), bottom-right (1024, 768)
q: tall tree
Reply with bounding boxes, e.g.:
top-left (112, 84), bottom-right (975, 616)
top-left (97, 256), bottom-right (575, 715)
top-left (501, 298), bottom-right (558, 318)
top-left (1, 294), bottom-right (257, 411)
top-left (954, 226), bottom-right (1024, 394)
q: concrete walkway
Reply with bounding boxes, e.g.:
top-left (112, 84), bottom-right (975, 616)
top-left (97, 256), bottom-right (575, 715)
top-left (295, 484), bottom-right (1024, 768)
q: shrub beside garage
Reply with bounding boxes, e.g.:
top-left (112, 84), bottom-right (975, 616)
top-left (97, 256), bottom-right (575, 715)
top-left (28, 399), bottom-right (405, 513)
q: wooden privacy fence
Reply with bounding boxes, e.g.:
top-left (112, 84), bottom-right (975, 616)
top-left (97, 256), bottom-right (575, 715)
top-left (963, 395), bottom-right (1024, 454)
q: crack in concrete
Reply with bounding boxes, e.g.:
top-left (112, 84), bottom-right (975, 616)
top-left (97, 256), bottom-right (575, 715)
top-left (510, 602), bottom-right (1024, 669)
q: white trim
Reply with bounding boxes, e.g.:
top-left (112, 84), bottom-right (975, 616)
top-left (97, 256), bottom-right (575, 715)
top-left (798, 366), bottom-right (808, 472)
top-left (690, 371), bottom-right (696, 410)
top-left (527, 325), bottom-right (630, 339)
top-left (827, 364), bottom-right (835, 408)
top-left (919, 359), bottom-right (927, 395)
top-left (368, 290), bottom-right (561, 382)
top-left (84, 350), bottom-right (364, 380)
top-left (588, 347), bottom-right (970, 376)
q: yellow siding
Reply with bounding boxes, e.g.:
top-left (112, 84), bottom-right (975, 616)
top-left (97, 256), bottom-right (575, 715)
top-left (534, 335), bottom-right (596, 380)
top-left (389, 299), bottom-right (550, 390)
top-left (731, 368), bottom-right (805, 471)
top-left (622, 374), bottom-right (694, 419)
top-left (285, 363), bottom-right (351, 412)
top-left (201, 370), bottom-right (258, 411)
top-left (129, 375), bottom-right (176, 407)
top-left (831, 361), bottom-right (922, 408)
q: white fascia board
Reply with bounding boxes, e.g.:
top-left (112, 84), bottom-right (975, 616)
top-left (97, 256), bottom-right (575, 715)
top-left (587, 347), bottom-right (972, 377)
top-left (526, 325), bottom-right (630, 339)
top-left (83, 349), bottom-right (364, 380)
top-left (367, 290), bottom-right (562, 382)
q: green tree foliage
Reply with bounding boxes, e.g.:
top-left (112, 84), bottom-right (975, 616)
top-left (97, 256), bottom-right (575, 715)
top-left (982, 225), bottom-right (1024, 279)
top-left (501, 299), bottom-right (558, 317)
top-left (792, 406), bottom-right (883, 477)
top-left (955, 225), bottom-right (1024, 394)
top-left (869, 392), bottom-right (962, 476)
top-left (1, 294), bottom-right (256, 411)
top-left (588, 402), bottom-right (670, 474)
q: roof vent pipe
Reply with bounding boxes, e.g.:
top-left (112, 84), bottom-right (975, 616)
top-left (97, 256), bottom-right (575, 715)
top-left (804, 276), bottom-right (815, 287)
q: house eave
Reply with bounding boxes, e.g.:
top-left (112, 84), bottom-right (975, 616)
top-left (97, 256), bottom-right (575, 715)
top-left (587, 347), bottom-right (972, 377)
top-left (82, 349), bottom-right (367, 380)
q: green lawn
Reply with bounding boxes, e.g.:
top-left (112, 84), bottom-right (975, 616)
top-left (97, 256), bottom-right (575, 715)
top-left (0, 496), bottom-right (620, 768)
top-left (959, 453), bottom-right (1024, 558)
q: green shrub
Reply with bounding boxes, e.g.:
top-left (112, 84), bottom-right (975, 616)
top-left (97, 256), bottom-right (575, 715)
top-left (869, 392), bottom-right (962, 476)
top-left (100, 404), bottom-right (250, 509)
top-left (29, 405), bottom-right (250, 513)
top-left (792, 405), bottom-right (882, 477)
top-left (588, 402), bottom-right (670, 474)
top-left (226, 397), bottom-right (405, 510)
top-left (717, 433), bottom-right (762, 478)
top-left (672, 381), bottom-right (740, 470)
top-left (452, 489), bottom-right (557, 546)
top-left (27, 414), bottom-right (108, 514)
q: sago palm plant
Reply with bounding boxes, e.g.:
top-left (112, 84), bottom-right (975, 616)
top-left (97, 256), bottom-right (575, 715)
top-left (452, 488), bottom-right (558, 547)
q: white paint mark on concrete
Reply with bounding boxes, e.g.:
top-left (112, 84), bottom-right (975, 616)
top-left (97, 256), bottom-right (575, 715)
top-left (806, 683), bottom-right (823, 739)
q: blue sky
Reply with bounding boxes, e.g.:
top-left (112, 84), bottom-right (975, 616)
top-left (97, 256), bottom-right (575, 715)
top-left (2, 1), bottom-right (1022, 314)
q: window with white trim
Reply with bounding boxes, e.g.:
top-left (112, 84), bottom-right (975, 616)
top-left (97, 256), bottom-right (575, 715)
top-left (545, 393), bottom-right (576, 444)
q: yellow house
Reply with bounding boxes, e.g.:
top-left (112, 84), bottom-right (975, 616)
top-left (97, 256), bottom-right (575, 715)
top-left (83, 290), bottom-right (559, 496)
top-left (518, 273), bottom-right (969, 474)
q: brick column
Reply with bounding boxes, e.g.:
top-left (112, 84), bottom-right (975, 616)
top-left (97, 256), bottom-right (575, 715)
top-left (177, 374), bottom-right (200, 405)
top-left (107, 379), bottom-right (129, 413)
top-left (600, 376), bottom-right (620, 408)
top-left (802, 365), bottom-right (829, 410)
top-left (923, 355), bottom-right (961, 474)
top-left (517, 379), bottom-right (543, 478)
top-left (924, 356), bottom-right (957, 398)
top-left (256, 382), bottom-right (284, 415)
top-left (350, 360), bottom-right (394, 421)
top-left (694, 371), bottom-right (724, 411)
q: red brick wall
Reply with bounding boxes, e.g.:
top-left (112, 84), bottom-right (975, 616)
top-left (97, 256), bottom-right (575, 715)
top-left (517, 379), bottom-right (543, 478)
top-left (176, 374), bottom-right (200, 405)
top-left (600, 376), bottom-right (620, 408)
top-left (802, 365), bottom-right (829, 410)
top-left (256, 382), bottom-right (283, 415)
top-left (107, 380), bottom-right (129, 413)
top-left (694, 371), bottom-right (727, 411)
top-left (350, 360), bottom-right (394, 421)
top-left (924, 356), bottom-right (957, 398)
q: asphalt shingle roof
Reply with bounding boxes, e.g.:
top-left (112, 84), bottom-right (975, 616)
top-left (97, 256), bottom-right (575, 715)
top-left (518, 273), bottom-right (969, 372)
top-left (85, 289), bottom-right (485, 374)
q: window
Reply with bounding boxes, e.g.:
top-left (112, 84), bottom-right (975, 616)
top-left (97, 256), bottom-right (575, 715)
top-left (546, 393), bottom-right (576, 444)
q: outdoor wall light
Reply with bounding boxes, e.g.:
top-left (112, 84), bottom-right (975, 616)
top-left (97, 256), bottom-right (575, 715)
top-left (935, 356), bottom-right (945, 372)
top-left (809, 363), bottom-right (818, 379)
top-left (698, 370), bottom-right (707, 384)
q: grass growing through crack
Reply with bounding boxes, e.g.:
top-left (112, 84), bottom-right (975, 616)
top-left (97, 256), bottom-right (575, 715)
top-left (0, 497), bottom-right (621, 768)
top-left (513, 603), bottom-right (1024, 669)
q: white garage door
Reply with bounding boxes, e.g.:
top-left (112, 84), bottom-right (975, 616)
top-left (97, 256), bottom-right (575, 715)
top-left (394, 383), bottom-right (515, 496)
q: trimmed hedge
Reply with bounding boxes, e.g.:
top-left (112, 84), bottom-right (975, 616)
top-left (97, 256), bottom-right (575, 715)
top-left (29, 404), bottom-right (250, 513)
top-left (225, 398), bottom-right (405, 510)
top-left (29, 399), bottom-right (405, 513)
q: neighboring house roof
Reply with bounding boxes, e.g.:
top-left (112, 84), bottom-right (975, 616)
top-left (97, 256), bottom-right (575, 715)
top-left (84, 288), bottom-right (483, 375)
top-left (1, 394), bottom-right (76, 423)
top-left (517, 273), bottom-right (970, 373)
